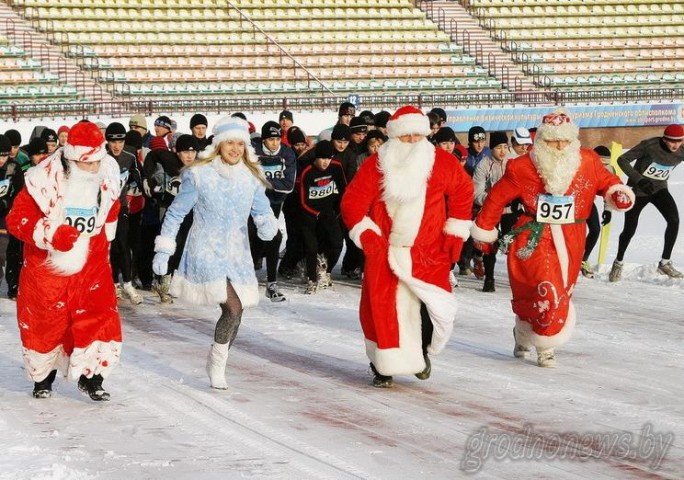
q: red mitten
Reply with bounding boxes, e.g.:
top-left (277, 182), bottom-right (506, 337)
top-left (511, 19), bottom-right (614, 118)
top-left (443, 235), bottom-right (465, 262)
top-left (360, 230), bottom-right (387, 256)
top-left (611, 190), bottom-right (633, 209)
top-left (52, 225), bottom-right (80, 252)
top-left (473, 239), bottom-right (495, 255)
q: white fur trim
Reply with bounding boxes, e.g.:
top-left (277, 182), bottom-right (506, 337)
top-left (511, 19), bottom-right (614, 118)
top-left (389, 247), bottom-right (457, 355)
top-left (387, 113), bottom-right (431, 138)
top-left (105, 221), bottom-right (117, 241)
top-left (45, 236), bottom-right (90, 275)
top-left (470, 222), bottom-right (499, 243)
top-left (348, 216), bottom-right (382, 249)
top-left (253, 213), bottom-right (278, 241)
top-left (68, 340), bottom-right (122, 381)
top-left (444, 218), bottom-right (473, 240)
top-left (32, 218), bottom-right (60, 250)
top-left (515, 302), bottom-right (577, 350)
top-left (604, 184), bottom-right (635, 212)
top-left (170, 273), bottom-right (260, 308)
top-left (550, 224), bottom-right (569, 287)
top-left (154, 235), bottom-right (177, 255)
top-left (22, 345), bottom-right (69, 382)
top-left (62, 143), bottom-right (108, 163)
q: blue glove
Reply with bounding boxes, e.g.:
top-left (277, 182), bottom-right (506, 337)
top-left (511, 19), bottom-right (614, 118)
top-left (153, 252), bottom-right (170, 276)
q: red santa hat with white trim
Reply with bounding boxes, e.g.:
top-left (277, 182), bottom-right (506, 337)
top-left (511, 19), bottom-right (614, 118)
top-left (663, 124), bottom-right (684, 141)
top-left (62, 121), bottom-right (108, 163)
top-left (535, 108), bottom-right (580, 143)
top-left (386, 105), bottom-right (432, 139)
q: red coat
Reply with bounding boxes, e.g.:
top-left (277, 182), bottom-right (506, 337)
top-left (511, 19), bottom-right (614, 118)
top-left (472, 149), bottom-right (633, 349)
top-left (341, 144), bottom-right (473, 375)
top-left (6, 153), bottom-right (122, 382)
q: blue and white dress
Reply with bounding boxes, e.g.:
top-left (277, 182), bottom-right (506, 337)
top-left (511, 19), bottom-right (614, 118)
top-left (156, 157), bottom-right (278, 307)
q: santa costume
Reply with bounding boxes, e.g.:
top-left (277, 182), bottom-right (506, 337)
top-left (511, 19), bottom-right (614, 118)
top-left (340, 106), bottom-right (474, 382)
top-left (470, 110), bottom-right (634, 367)
top-left (6, 121), bottom-right (122, 399)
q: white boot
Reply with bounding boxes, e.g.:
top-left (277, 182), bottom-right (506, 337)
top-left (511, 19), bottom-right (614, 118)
top-left (536, 347), bottom-right (556, 368)
top-left (122, 281), bottom-right (143, 305)
top-left (206, 343), bottom-right (230, 389)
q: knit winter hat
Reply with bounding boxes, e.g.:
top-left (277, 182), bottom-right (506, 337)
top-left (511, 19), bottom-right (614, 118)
top-left (429, 107), bottom-right (447, 124)
top-left (0, 134), bottom-right (11, 156)
top-left (57, 125), bottom-right (70, 136)
top-left (279, 110), bottom-right (293, 122)
top-left (593, 145), bottom-right (611, 157)
top-left (338, 102), bottom-right (356, 117)
top-left (365, 130), bottom-right (387, 143)
top-left (536, 109), bottom-right (579, 142)
top-left (125, 130), bottom-right (143, 150)
top-left (4, 129), bottom-right (21, 147)
top-left (231, 112), bottom-right (247, 120)
top-left (154, 116), bottom-right (173, 132)
top-left (210, 115), bottom-right (252, 146)
top-left (374, 111), bottom-right (391, 129)
top-left (129, 114), bottom-right (147, 130)
top-left (663, 124), bottom-right (684, 141)
top-left (434, 127), bottom-right (457, 144)
top-left (63, 121), bottom-right (108, 162)
top-left (315, 140), bottom-right (335, 159)
top-left (359, 110), bottom-right (375, 126)
top-left (350, 117), bottom-right (368, 134)
top-left (175, 134), bottom-right (199, 153)
top-left (331, 124), bottom-right (352, 141)
top-left (468, 126), bottom-right (486, 143)
top-left (105, 122), bottom-right (127, 141)
top-left (287, 126), bottom-right (307, 145)
top-left (512, 127), bottom-right (533, 145)
top-left (25, 138), bottom-right (48, 158)
top-left (149, 136), bottom-right (168, 151)
top-left (190, 114), bottom-right (208, 129)
top-left (489, 131), bottom-right (508, 149)
top-left (387, 105), bottom-right (431, 139)
top-left (41, 128), bottom-right (58, 143)
top-left (261, 121), bottom-right (281, 140)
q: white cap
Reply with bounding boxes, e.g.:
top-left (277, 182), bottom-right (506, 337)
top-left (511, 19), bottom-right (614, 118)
top-left (512, 127), bottom-right (533, 145)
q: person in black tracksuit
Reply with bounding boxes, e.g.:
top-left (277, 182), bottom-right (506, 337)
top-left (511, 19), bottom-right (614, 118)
top-left (278, 126), bottom-right (314, 279)
top-left (106, 122), bottom-right (144, 305)
top-left (299, 140), bottom-right (347, 294)
top-left (143, 134), bottom-right (199, 303)
top-left (0, 135), bottom-right (18, 287)
top-left (610, 124), bottom-right (684, 281)
top-left (251, 121), bottom-right (296, 302)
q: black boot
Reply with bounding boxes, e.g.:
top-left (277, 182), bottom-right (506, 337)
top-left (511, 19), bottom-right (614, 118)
top-left (483, 277), bottom-right (496, 292)
top-left (415, 353), bottom-right (431, 380)
top-left (369, 363), bottom-right (393, 388)
top-left (78, 374), bottom-right (110, 402)
top-left (33, 370), bottom-right (57, 399)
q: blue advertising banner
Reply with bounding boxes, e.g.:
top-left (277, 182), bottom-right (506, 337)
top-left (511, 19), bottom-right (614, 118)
top-left (445, 104), bottom-right (684, 131)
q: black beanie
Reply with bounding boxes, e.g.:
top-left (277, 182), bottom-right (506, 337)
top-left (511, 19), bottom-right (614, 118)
top-left (261, 121), bottom-right (281, 140)
top-left (41, 128), bottom-right (57, 143)
top-left (374, 111), bottom-right (391, 128)
top-left (4, 129), bottom-right (21, 147)
top-left (365, 130), bottom-right (387, 143)
top-left (154, 116), bottom-right (173, 131)
top-left (231, 112), bottom-right (247, 120)
top-left (338, 102), bottom-right (356, 117)
top-left (594, 145), bottom-right (611, 157)
top-left (468, 126), bottom-right (486, 143)
top-left (434, 127), bottom-right (457, 144)
top-left (350, 117), bottom-right (368, 134)
top-left (287, 126), bottom-right (306, 145)
top-left (315, 140), bottom-right (335, 159)
top-left (358, 110), bottom-right (375, 126)
top-left (26, 138), bottom-right (48, 157)
top-left (175, 134), bottom-right (199, 153)
top-left (489, 131), bottom-right (508, 149)
top-left (429, 107), bottom-right (447, 124)
top-left (105, 122), bottom-right (127, 141)
top-left (331, 124), bottom-right (351, 142)
top-left (124, 130), bottom-right (143, 150)
top-left (0, 134), bottom-right (11, 156)
top-left (190, 114), bottom-right (208, 129)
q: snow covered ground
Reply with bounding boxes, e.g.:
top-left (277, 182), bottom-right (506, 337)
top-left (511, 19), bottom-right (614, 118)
top-left (1, 173), bottom-right (683, 480)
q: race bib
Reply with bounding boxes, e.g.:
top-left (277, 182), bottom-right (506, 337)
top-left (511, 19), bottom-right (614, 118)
top-left (0, 179), bottom-right (10, 198)
top-left (308, 181), bottom-right (337, 199)
top-left (119, 170), bottom-right (129, 190)
top-left (536, 194), bottom-right (575, 224)
top-left (64, 206), bottom-right (98, 236)
top-left (262, 163), bottom-right (285, 180)
top-left (642, 162), bottom-right (674, 181)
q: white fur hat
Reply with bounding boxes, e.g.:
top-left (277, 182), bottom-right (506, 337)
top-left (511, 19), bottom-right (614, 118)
top-left (386, 105), bottom-right (432, 139)
top-left (210, 116), bottom-right (252, 146)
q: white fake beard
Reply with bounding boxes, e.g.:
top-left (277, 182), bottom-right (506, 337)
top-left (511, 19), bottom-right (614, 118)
top-left (378, 138), bottom-right (435, 204)
top-left (532, 139), bottom-right (581, 196)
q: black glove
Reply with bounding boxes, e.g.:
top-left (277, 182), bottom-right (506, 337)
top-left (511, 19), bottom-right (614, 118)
top-left (601, 210), bottom-right (612, 226)
top-left (637, 177), bottom-right (655, 195)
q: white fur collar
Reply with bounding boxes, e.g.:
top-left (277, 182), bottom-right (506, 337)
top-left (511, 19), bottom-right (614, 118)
top-left (211, 157), bottom-right (250, 178)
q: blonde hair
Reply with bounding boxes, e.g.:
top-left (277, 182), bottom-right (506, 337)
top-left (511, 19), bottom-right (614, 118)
top-left (193, 142), bottom-right (270, 188)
